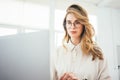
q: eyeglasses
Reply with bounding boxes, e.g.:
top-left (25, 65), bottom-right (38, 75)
top-left (66, 20), bottom-right (81, 28)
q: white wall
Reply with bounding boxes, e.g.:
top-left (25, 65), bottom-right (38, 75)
top-left (97, 7), bottom-right (120, 80)
top-left (55, 0), bottom-right (98, 15)
top-left (111, 9), bottom-right (120, 80)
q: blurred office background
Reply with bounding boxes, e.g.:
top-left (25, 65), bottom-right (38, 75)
top-left (0, 0), bottom-right (120, 80)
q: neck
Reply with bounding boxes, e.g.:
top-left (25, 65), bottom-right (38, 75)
top-left (70, 38), bottom-right (81, 45)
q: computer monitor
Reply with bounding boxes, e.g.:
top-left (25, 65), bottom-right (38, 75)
top-left (0, 30), bottom-right (50, 80)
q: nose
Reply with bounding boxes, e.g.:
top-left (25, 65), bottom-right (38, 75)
top-left (71, 23), bottom-right (75, 29)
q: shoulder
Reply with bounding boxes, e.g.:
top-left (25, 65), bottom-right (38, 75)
top-left (95, 54), bottom-right (107, 64)
top-left (94, 54), bottom-right (109, 74)
top-left (96, 55), bottom-right (111, 79)
top-left (55, 45), bottom-right (66, 53)
top-left (99, 56), bottom-right (109, 69)
top-left (56, 45), bottom-right (65, 56)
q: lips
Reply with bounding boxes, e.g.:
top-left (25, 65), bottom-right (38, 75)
top-left (70, 31), bottom-right (77, 34)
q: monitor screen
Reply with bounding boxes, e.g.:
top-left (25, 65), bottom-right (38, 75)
top-left (0, 30), bottom-right (50, 80)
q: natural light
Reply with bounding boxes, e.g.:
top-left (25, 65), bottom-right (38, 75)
top-left (0, 27), bottom-right (17, 36)
top-left (0, 1), bottom-right (49, 29)
top-left (0, 0), bottom-right (49, 36)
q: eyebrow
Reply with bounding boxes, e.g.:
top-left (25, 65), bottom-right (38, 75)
top-left (66, 19), bottom-right (79, 22)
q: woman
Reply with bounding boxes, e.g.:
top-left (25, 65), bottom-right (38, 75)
top-left (51, 4), bottom-right (111, 80)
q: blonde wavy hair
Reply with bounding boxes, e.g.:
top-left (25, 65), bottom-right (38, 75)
top-left (63, 4), bottom-right (103, 60)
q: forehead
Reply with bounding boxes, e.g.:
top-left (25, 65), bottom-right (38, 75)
top-left (66, 13), bottom-right (78, 21)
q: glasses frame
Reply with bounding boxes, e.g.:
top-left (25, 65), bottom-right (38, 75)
top-left (66, 20), bottom-right (81, 28)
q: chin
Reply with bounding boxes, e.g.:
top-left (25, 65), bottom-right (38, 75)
top-left (70, 35), bottom-right (78, 38)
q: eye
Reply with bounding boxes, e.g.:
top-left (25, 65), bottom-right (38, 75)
top-left (75, 21), bottom-right (81, 25)
top-left (66, 21), bottom-right (72, 24)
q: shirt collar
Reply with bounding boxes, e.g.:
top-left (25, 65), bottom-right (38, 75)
top-left (65, 40), bottom-right (81, 51)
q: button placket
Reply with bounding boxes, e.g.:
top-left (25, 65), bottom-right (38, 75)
top-left (71, 46), bottom-right (77, 63)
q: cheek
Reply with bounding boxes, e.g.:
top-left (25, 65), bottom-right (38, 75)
top-left (79, 28), bottom-right (83, 34)
top-left (66, 30), bottom-right (70, 36)
top-left (77, 27), bottom-right (83, 35)
top-left (67, 28), bottom-right (71, 35)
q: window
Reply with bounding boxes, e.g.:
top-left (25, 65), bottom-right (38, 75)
top-left (0, 27), bottom-right (17, 36)
top-left (23, 2), bottom-right (49, 29)
top-left (54, 9), bottom-right (65, 47)
top-left (0, 0), bottom-right (49, 29)
top-left (0, 0), bottom-right (49, 37)
top-left (25, 29), bottom-right (40, 33)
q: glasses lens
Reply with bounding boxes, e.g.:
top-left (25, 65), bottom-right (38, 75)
top-left (66, 20), bottom-right (81, 28)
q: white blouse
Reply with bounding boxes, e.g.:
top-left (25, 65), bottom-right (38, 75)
top-left (51, 41), bottom-right (111, 80)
